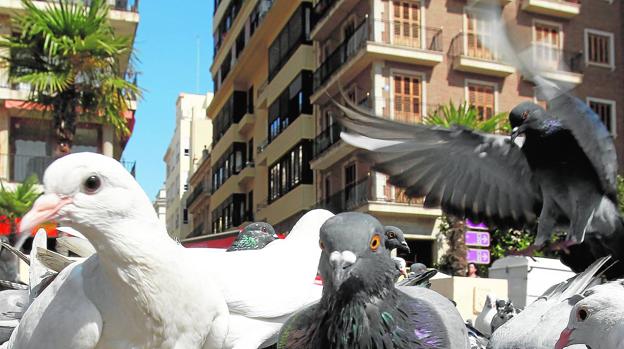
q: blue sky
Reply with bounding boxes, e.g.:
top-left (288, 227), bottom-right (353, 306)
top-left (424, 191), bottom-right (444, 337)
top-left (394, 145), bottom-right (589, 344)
top-left (122, 1), bottom-right (214, 199)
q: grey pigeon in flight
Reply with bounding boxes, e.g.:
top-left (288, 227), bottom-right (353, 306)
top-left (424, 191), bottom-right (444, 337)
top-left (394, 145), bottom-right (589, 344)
top-left (226, 222), bottom-right (278, 252)
top-left (277, 212), bottom-right (470, 348)
top-left (385, 225), bottom-right (410, 254)
top-left (336, 91), bottom-right (624, 277)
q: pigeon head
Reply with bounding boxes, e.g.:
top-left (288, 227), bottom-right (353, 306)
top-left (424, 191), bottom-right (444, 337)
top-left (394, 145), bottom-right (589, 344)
top-left (19, 153), bottom-right (159, 247)
top-left (243, 222), bottom-right (278, 239)
top-left (384, 225), bottom-right (410, 253)
top-left (318, 212), bottom-right (395, 294)
top-left (555, 288), bottom-right (624, 349)
top-left (509, 101), bottom-right (549, 143)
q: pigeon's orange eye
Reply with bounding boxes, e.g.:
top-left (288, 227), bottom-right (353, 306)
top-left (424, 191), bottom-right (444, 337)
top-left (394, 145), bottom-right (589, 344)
top-left (577, 308), bottom-right (589, 322)
top-left (370, 235), bottom-right (381, 251)
top-left (319, 240), bottom-right (325, 250)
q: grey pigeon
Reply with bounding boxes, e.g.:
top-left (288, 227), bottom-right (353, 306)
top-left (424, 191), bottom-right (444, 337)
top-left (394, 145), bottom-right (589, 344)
top-left (396, 269), bottom-right (437, 288)
top-left (385, 226), bottom-right (410, 253)
top-left (489, 299), bottom-right (519, 334)
top-left (226, 222), bottom-right (278, 252)
top-left (489, 256), bottom-right (609, 349)
top-left (277, 212), bottom-right (469, 348)
top-left (0, 289), bottom-right (28, 343)
top-left (335, 92), bottom-right (624, 277)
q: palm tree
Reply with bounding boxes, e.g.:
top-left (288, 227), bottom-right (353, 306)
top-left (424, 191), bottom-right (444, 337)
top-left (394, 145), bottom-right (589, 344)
top-left (0, 0), bottom-right (139, 153)
top-left (425, 101), bottom-right (508, 276)
top-left (0, 174), bottom-right (41, 281)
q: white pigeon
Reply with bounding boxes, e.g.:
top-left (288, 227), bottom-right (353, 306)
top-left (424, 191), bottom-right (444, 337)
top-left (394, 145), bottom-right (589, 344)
top-left (555, 281), bottom-right (624, 349)
top-left (186, 208), bottom-right (333, 348)
top-left (474, 293), bottom-right (497, 336)
top-left (4, 153), bottom-right (230, 349)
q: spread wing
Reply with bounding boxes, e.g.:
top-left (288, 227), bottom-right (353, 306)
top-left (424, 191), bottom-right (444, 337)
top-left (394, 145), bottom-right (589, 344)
top-left (548, 93), bottom-right (618, 200)
top-left (336, 103), bottom-right (542, 229)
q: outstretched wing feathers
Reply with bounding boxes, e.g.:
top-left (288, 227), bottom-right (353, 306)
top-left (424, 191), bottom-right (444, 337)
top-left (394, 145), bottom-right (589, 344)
top-left (548, 94), bottom-right (618, 200)
top-left (336, 103), bottom-right (542, 229)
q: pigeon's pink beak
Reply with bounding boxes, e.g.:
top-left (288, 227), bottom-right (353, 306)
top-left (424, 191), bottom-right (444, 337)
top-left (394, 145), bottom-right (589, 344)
top-left (555, 328), bottom-right (573, 349)
top-left (20, 194), bottom-right (72, 235)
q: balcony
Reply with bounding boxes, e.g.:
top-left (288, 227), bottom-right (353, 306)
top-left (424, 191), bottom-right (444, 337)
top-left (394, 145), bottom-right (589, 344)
top-left (311, 0), bottom-right (359, 41)
top-left (188, 223), bottom-right (205, 239)
top-left (186, 181), bottom-right (211, 209)
top-left (310, 122), bottom-right (354, 171)
top-left (528, 45), bottom-right (583, 85)
top-left (314, 177), bottom-right (441, 216)
top-left (312, 18), bottom-right (443, 103)
top-left (450, 33), bottom-right (516, 77)
top-left (237, 162), bottom-right (255, 186)
top-left (465, 0), bottom-right (512, 6)
top-left (0, 154), bottom-right (135, 183)
top-left (521, 0), bottom-right (580, 19)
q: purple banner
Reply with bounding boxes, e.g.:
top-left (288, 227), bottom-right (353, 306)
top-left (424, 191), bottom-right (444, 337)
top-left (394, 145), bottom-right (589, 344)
top-left (465, 231), bottom-right (491, 247)
top-left (467, 248), bottom-right (491, 264)
top-left (465, 219), bottom-right (488, 230)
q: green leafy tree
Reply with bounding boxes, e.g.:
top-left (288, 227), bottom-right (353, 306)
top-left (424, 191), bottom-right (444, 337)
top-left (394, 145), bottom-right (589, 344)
top-left (0, 0), bottom-right (139, 153)
top-left (0, 174), bottom-right (41, 281)
top-left (425, 101), bottom-right (508, 276)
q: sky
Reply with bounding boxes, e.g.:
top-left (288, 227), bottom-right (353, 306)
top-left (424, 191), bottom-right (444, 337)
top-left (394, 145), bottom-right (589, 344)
top-left (121, 0), bottom-right (214, 200)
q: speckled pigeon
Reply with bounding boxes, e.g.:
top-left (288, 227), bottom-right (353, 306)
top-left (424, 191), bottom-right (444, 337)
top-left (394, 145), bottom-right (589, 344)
top-left (277, 212), bottom-right (469, 348)
top-left (227, 222), bottom-right (277, 252)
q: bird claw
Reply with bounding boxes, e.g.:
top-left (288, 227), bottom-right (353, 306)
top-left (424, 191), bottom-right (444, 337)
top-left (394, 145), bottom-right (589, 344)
top-left (508, 244), bottom-right (541, 258)
top-left (548, 240), bottom-right (577, 254)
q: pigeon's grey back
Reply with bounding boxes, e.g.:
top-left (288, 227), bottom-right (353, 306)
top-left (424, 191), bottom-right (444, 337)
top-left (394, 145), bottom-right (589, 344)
top-left (398, 286), bottom-right (470, 348)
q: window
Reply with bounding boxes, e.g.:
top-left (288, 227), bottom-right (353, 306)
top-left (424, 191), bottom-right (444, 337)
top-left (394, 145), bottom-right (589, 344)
top-left (267, 71), bottom-right (313, 142)
top-left (393, 75), bottom-right (422, 124)
top-left (467, 81), bottom-right (495, 120)
top-left (211, 194), bottom-right (246, 234)
top-left (585, 29), bottom-right (614, 68)
top-left (268, 141), bottom-right (313, 202)
top-left (324, 175), bottom-right (331, 202)
top-left (344, 163), bottom-right (356, 204)
top-left (393, 1), bottom-right (420, 48)
top-left (184, 184), bottom-right (189, 191)
top-left (213, 91), bottom-right (248, 144)
top-left (588, 98), bottom-right (616, 136)
top-left (466, 11), bottom-right (495, 60)
top-left (268, 4), bottom-right (312, 81)
top-left (534, 22), bottom-right (561, 70)
top-left (211, 142), bottom-right (247, 192)
top-left (183, 208), bottom-right (188, 224)
top-left (184, 148), bottom-right (189, 156)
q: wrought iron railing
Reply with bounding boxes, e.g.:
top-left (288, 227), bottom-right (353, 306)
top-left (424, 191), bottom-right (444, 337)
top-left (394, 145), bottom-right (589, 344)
top-left (450, 32), bottom-right (508, 63)
top-left (313, 122), bottom-right (342, 159)
top-left (530, 45), bottom-right (583, 74)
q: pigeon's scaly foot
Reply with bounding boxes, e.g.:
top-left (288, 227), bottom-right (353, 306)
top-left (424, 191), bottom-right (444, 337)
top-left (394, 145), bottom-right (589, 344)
top-left (548, 240), bottom-right (578, 254)
top-left (508, 244), bottom-right (542, 257)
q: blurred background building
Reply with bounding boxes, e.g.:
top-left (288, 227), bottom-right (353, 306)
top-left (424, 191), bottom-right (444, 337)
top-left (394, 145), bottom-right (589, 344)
top-left (181, 0), bottom-right (622, 266)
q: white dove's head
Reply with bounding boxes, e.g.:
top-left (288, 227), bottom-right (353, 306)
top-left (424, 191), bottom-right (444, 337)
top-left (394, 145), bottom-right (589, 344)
top-left (555, 286), bottom-right (624, 349)
top-left (19, 153), bottom-right (158, 247)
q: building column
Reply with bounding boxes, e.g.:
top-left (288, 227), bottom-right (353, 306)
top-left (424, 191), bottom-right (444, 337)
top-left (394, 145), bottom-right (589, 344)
top-left (102, 125), bottom-right (114, 157)
top-left (0, 112), bottom-right (9, 181)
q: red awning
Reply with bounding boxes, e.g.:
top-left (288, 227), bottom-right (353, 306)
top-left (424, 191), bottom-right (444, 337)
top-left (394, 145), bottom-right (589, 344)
top-left (184, 235), bottom-right (237, 249)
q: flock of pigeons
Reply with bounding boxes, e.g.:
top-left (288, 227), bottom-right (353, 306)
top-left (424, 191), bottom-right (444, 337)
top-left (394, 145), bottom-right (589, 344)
top-left (0, 40), bottom-right (624, 347)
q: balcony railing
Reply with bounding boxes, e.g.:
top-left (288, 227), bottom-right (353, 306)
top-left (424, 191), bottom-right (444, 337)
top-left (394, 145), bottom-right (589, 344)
top-left (313, 122), bottom-right (342, 159)
top-left (311, 0), bottom-right (335, 29)
top-left (313, 18), bottom-right (443, 92)
top-left (120, 160), bottom-right (136, 177)
top-left (314, 177), bottom-right (424, 213)
top-left (450, 32), bottom-right (508, 62)
top-left (188, 223), bottom-right (204, 238)
top-left (530, 45), bottom-right (583, 74)
top-left (186, 182), bottom-right (205, 208)
top-left (314, 19), bottom-right (368, 91)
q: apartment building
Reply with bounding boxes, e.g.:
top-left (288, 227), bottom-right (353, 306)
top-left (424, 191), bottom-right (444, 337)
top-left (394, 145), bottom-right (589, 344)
top-left (153, 186), bottom-right (167, 225)
top-left (164, 93), bottom-right (213, 239)
top-left (309, 0), bottom-right (623, 266)
top-left (186, 0), bottom-right (623, 256)
top-left (0, 0), bottom-right (140, 184)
